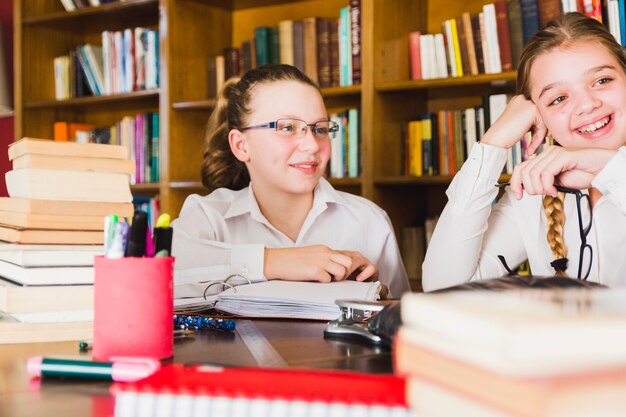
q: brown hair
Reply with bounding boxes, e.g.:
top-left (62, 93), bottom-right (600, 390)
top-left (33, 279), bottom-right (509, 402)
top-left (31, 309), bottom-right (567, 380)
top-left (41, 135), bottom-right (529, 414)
top-left (200, 64), bottom-right (319, 193)
top-left (516, 13), bottom-right (626, 275)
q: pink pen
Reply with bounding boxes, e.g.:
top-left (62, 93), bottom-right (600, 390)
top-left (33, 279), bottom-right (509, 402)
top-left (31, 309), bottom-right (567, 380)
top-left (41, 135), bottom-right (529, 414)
top-left (27, 356), bottom-right (160, 382)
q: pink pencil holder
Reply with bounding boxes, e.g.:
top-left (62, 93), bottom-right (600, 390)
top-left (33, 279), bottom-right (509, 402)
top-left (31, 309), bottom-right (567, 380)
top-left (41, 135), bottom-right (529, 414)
top-left (93, 256), bottom-right (174, 361)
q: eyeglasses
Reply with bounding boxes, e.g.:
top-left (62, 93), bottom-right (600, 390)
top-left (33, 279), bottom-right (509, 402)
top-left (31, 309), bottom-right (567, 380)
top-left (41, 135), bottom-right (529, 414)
top-left (496, 183), bottom-right (593, 280)
top-left (239, 118), bottom-right (339, 139)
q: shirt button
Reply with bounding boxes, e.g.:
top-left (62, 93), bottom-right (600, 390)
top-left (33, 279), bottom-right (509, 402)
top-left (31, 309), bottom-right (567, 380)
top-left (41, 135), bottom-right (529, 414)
top-left (241, 267), bottom-right (249, 275)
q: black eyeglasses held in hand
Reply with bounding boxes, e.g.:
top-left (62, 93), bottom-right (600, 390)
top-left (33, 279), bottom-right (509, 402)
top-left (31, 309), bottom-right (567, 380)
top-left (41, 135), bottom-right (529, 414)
top-left (495, 183), bottom-right (593, 280)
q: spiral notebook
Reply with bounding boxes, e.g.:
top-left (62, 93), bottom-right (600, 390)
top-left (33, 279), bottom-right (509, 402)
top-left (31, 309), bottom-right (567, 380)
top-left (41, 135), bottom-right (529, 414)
top-left (174, 280), bottom-right (383, 320)
top-left (111, 364), bottom-right (410, 417)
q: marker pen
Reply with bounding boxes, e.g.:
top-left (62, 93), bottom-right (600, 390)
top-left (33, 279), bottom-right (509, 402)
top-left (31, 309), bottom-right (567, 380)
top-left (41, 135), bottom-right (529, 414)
top-left (27, 356), bottom-right (160, 382)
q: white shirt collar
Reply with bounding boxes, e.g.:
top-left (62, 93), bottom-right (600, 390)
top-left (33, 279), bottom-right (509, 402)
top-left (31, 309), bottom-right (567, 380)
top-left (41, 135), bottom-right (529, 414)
top-left (222, 177), bottom-right (349, 221)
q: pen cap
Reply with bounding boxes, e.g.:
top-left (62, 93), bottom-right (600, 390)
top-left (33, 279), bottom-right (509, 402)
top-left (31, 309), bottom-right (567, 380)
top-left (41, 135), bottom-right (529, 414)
top-left (154, 227), bottom-right (173, 255)
top-left (125, 211), bottom-right (148, 257)
top-left (93, 256), bottom-right (175, 361)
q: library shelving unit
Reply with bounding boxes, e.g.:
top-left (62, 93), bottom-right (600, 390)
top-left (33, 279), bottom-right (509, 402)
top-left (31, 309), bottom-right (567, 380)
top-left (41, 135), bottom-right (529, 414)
top-left (14, 0), bottom-right (516, 233)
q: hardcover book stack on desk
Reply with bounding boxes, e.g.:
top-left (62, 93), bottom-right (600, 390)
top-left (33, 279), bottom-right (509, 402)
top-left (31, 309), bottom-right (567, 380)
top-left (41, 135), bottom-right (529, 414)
top-left (394, 288), bottom-right (626, 417)
top-left (0, 138), bottom-right (134, 344)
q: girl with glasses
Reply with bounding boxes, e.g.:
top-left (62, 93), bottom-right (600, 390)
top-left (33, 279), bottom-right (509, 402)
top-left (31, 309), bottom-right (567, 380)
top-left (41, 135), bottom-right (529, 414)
top-left (423, 13), bottom-right (626, 291)
top-left (172, 64), bottom-right (410, 298)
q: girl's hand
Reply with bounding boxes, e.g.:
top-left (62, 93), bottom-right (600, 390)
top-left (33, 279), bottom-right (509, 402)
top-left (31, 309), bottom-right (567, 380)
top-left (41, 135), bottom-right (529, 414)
top-left (481, 95), bottom-right (547, 155)
top-left (264, 246), bottom-right (378, 283)
top-left (509, 146), bottom-right (617, 199)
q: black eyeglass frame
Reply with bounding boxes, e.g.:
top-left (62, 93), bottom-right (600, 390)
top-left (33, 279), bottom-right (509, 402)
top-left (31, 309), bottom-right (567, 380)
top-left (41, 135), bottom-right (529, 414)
top-left (495, 183), bottom-right (593, 280)
top-left (238, 118), bottom-right (339, 138)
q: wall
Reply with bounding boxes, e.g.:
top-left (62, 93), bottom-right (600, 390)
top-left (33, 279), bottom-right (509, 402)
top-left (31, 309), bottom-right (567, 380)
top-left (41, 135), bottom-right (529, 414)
top-left (0, 0), bottom-right (13, 197)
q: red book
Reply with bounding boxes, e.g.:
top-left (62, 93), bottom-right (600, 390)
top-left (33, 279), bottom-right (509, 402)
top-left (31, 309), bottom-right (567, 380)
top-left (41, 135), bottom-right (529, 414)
top-left (409, 31), bottom-right (422, 80)
top-left (111, 364), bottom-right (410, 415)
top-left (494, 1), bottom-right (514, 72)
top-left (537, 0), bottom-right (563, 27)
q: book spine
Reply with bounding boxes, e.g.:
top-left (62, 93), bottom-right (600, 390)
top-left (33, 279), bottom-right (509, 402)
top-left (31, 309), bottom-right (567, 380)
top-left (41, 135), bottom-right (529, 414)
top-left (538, 0), bottom-right (564, 27)
top-left (462, 13), bottom-right (479, 75)
top-left (350, 0), bottom-right (362, 85)
top-left (292, 21), bottom-right (305, 74)
top-left (316, 18), bottom-right (332, 89)
top-left (303, 17), bottom-right (319, 84)
top-left (519, 0), bottom-right (540, 45)
top-left (506, 0), bottom-right (524, 69)
top-left (223, 47), bottom-right (240, 80)
top-left (269, 27), bottom-right (280, 65)
top-left (494, 1), bottom-right (513, 72)
top-left (255, 27), bottom-right (270, 67)
top-left (329, 18), bottom-right (341, 87)
top-left (278, 20), bottom-right (295, 66)
top-left (409, 32), bottom-right (422, 80)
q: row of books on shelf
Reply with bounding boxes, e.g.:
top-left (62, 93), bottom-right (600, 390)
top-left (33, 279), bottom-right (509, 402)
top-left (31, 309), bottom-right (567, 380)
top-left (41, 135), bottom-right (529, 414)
top-left (53, 27), bottom-right (158, 99)
top-left (328, 108), bottom-right (360, 179)
top-left (410, 1), bottom-right (520, 80)
top-left (404, 93), bottom-right (528, 177)
top-left (53, 112), bottom-right (160, 185)
top-left (208, 1), bottom-right (361, 96)
top-left (409, 0), bottom-right (626, 81)
top-left (58, 0), bottom-right (116, 11)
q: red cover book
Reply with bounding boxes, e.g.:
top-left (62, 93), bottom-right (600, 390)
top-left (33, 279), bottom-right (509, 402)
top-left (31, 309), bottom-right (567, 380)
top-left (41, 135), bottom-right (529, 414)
top-left (350, 0), bottom-right (362, 85)
top-left (111, 364), bottom-right (409, 415)
top-left (409, 31), bottom-right (422, 80)
top-left (537, 0), bottom-right (563, 27)
top-left (495, 1), bottom-right (514, 72)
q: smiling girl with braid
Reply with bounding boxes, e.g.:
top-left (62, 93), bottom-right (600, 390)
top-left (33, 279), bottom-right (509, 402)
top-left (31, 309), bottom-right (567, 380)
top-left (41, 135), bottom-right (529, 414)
top-left (423, 13), bottom-right (626, 291)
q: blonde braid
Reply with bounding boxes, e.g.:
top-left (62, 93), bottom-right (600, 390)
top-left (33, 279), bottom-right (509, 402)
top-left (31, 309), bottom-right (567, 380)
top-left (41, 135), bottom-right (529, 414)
top-left (543, 193), bottom-right (568, 276)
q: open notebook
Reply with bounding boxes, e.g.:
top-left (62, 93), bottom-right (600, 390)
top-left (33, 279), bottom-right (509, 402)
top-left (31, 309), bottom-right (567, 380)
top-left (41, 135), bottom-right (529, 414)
top-left (174, 280), bottom-right (383, 320)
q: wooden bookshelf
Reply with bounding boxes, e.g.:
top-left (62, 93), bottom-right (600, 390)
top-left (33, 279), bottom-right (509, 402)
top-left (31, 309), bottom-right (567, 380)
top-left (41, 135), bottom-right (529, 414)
top-left (14, 0), bottom-right (516, 232)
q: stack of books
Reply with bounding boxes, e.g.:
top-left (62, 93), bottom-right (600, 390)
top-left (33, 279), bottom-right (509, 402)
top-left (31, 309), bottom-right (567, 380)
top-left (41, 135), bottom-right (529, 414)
top-left (0, 137), bottom-right (135, 344)
top-left (395, 288), bottom-right (626, 416)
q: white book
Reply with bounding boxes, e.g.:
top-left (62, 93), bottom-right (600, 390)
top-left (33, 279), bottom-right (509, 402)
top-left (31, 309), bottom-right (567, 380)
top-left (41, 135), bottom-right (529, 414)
top-left (0, 310), bottom-right (92, 344)
top-left (419, 34), bottom-right (430, 79)
top-left (426, 34), bottom-right (437, 80)
top-left (401, 288), bottom-right (626, 377)
top-left (608, 0), bottom-right (622, 45)
top-left (479, 12), bottom-right (491, 73)
top-left (482, 3), bottom-right (501, 74)
top-left (175, 280), bottom-right (382, 320)
top-left (6, 168), bottom-right (132, 203)
top-left (433, 33), bottom-right (448, 79)
top-left (0, 243), bottom-right (102, 267)
top-left (0, 277), bottom-right (93, 314)
top-left (11, 309), bottom-right (93, 323)
top-left (0, 259), bottom-right (93, 286)
top-left (464, 107), bottom-right (476, 158)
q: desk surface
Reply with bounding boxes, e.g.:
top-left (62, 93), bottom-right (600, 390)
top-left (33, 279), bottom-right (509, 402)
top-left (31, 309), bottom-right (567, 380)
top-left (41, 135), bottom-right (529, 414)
top-left (0, 319), bottom-right (391, 417)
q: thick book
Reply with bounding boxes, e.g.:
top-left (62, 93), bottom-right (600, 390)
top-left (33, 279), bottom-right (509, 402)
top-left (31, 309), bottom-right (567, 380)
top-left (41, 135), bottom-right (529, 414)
top-left (0, 225), bottom-right (103, 245)
top-left (6, 168), bottom-right (132, 203)
top-left (0, 277), bottom-right (93, 313)
top-left (350, 0), bottom-right (362, 84)
top-left (396, 336), bottom-right (626, 417)
top-left (0, 197), bottom-right (134, 218)
top-left (401, 288), bottom-right (626, 377)
top-left (0, 243), bottom-right (102, 267)
top-left (111, 364), bottom-right (410, 416)
top-left (0, 310), bottom-right (92, 344)
top-left (0, 259), bottom-right (93, 285)
top-left (174, 280), bottom-right (382, 320)
top-left (9, 138), bottom-right (128, 160)
top-left (0, 210), bottom-right (104, 230)
top-left (12, 154), bottom-right (135, 175)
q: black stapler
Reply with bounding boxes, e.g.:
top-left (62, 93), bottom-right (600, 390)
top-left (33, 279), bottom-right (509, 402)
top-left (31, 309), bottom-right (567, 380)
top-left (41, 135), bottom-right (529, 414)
top-left (324, 299), bottom-right (386, 345)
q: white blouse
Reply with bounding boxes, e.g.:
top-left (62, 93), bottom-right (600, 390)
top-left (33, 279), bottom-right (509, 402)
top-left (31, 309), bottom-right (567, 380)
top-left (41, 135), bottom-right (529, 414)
top-left (422, 143), bottom-right (626, 292)
top-left (172, 178), bottom-right (410, 298)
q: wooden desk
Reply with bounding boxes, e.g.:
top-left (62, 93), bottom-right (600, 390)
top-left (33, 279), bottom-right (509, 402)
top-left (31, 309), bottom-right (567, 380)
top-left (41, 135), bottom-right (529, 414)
top-left (0, 319), bottom-right (391, 417)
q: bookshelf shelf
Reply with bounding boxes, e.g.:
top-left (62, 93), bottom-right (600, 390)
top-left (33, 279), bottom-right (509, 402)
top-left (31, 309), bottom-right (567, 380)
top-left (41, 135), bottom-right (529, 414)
top-left (322, 85), bottom-right (361, 97)
top-left (373, 176), bottom-right (455, 186)
top-left (21, 1), bottom-right (158, 34)
top-left (168, 181), bottom-right (205, 191)
top-left (172, 100), bottom-right (216, 111)
top-left (328, 177), bottom-right (362, 187)
top-left (376, 72), bottom-right (518, 92)
top-left (24, 90), bottom-right (160, 109)
top-left (131, 182), bottom-right (161, 194)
